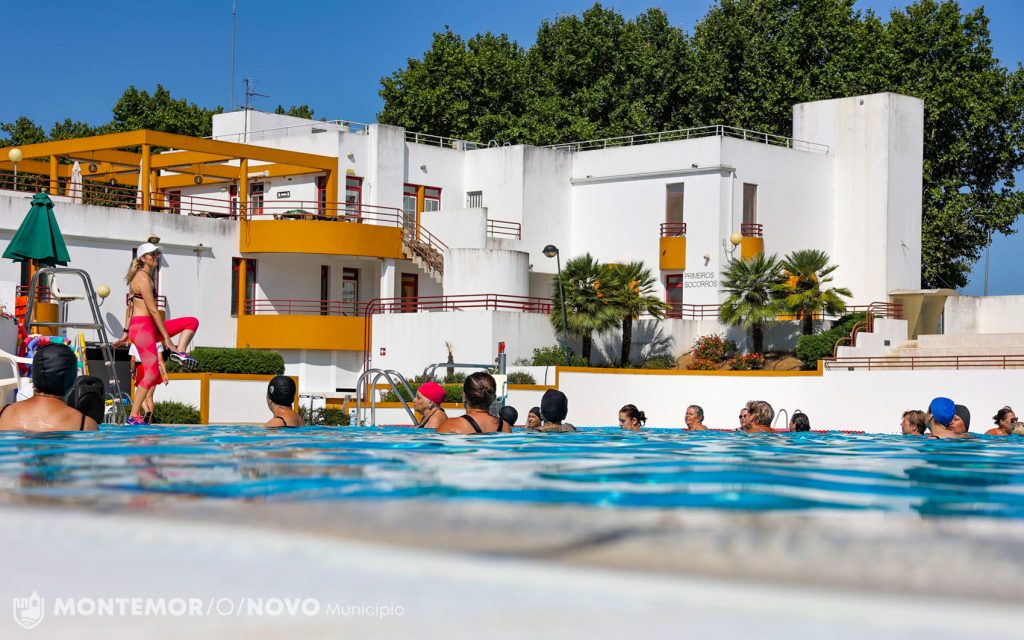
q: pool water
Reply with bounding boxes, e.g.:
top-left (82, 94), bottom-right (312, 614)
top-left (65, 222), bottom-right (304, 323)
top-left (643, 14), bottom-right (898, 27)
top-left (1, 426), bottom-right (1023, 518)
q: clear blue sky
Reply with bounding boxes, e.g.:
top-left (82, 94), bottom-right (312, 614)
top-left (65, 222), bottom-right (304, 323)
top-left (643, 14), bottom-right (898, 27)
top-left (2, 0), bottom-right (1021, 294)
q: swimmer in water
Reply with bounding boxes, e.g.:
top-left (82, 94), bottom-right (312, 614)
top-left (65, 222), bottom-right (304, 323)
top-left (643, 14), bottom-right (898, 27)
top-left (263, 376), bottom-right (304, 428)
top-left (0, 343), bottom-right (98, 432)
top-left (618, 404), bottom-right (645, 431)
top-left (412, 381), bottom-right (447, 429)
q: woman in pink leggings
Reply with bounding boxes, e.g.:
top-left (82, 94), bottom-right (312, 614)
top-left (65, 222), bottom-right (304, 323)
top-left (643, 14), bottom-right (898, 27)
top-left (112, 242), bottom-right (199, 425)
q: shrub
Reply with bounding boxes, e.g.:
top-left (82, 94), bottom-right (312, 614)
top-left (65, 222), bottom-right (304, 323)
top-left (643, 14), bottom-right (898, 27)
top-left (691, 334), bottom-right (737, 363)
top-left (152, 401), bottom-right (201, 424)
top-left (443, 372), bottom-right (467, 384)
top-left (507, 371), bottom-right (537, 384)
top-left (731, 353), bottom-right (766, 370)
top-left (299, 406), bottom-right (351, 426)
top-left (166, 347), bottom-right (285, 375)
top-left (794, 313), bottom-right (866, 369)
top-left (687, 356), bottom-right (718, 371)
top-left (642, 355), bottom-right (677, 370)
top-left (531, 345), bottom-right (587, 367)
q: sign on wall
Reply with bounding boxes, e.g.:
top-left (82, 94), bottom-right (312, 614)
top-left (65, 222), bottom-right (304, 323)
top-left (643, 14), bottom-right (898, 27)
top-left (684, 271), bottom-right (719, 289)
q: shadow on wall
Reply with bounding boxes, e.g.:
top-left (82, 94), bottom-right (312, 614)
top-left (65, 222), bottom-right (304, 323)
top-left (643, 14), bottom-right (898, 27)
top-left (723, 320), bottom-right (827, 354)
top-left (591, 321), bottom-right (676, 367)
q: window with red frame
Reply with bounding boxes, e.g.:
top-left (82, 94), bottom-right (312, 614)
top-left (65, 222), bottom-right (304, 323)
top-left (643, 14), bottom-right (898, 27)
top-left (666, 274), bottom-right (684, 318)
top-left (345, 176), bottom-right (363, 218)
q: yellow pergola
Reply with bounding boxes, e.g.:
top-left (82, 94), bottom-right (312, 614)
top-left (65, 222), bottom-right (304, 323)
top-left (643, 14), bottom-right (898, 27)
top-left (0, 130), bottom-right (338, 213)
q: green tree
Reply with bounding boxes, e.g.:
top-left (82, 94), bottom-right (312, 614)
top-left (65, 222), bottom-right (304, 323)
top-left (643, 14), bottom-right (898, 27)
top-left (275, 104), bottom-right (316, 119)
top-left (49, 119), bottom-right (104, 141)
top-left (379, 29), bottom-right (529, 142)
top-left (778, 249), bottom-right (852, 336)
top-left (109, 84), bottom-right (222, 137)
top-left (604, 261), bottom-right (668, 367)
top-left (0, 116), bottom-right (47, 146)
top-left (719, 253), bottom-right (786, 354)
top-left (550, 253), bottom-right (619, 364)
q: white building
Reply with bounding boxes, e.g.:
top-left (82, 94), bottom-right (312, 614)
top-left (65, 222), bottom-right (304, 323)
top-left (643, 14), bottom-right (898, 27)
top-left (1, 92), bottom-right (925, 401)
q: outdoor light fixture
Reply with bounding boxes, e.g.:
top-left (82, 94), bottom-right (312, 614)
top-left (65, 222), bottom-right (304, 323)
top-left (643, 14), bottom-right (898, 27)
top-left (691, 163), bottom-right (699, 168)
top-left (194, 175), bottom-right (204, 185)
top-left (729, 232), bottom-right (743, 246)
top-left (88, 163), bottom-right (98, 173)
top-left (7, 148), bottom-right (22, 190)
top-left (543, 244), bottom-right (571, 366)
top-left (419, 164), bottom-right (427, 171)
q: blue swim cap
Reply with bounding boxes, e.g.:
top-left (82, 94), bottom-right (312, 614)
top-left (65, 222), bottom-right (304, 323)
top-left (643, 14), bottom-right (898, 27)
top-left (928, 397), bottom-right (956, 426)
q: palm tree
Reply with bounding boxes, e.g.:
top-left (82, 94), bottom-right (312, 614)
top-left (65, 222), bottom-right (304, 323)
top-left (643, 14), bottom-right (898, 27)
top-left (719, 253), bottom-right (786, 354)
top-left (550, 254), bottom-right (619, 364)
top-left (605, 261), bottom-right (669, 367)
top-left (778, 249), bottom-right (852, 336)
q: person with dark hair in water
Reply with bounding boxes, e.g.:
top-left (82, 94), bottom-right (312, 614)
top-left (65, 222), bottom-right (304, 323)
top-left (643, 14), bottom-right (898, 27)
top-left (986, 406), bottom-right (1016, 436)
top-left (525, 406), bottom-right (543, 430)
top-left (263, 375), bottom-right (303, 428)
top-left (618, 404), bottom-right (646, 431)
top-left (539, 389), bottom-right (576, 432)
top-left (437, 372), bottom-right (510, 434)
top-left (0, 343), bottom-right (98, 432)
top-left (950, 404), bottom-right (971, 435)
top-left (789, 410), bottom-right (811, 432)
top-left (499, 405), bottom-right (519, 428)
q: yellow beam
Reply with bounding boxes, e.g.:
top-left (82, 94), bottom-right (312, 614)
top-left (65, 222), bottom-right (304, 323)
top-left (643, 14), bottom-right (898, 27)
top-left (64, 149), bottom-right (142, 167)
top-left (150, 151), bottom-right (232, 169)
top-left (0, 131), bottom-right (147, 160)
top-left (0, 159), bottom-right (70, 176)
top-left (141, 130), bottom-right (337, 170)
top-left (157, 174), bottom-right (231, 189)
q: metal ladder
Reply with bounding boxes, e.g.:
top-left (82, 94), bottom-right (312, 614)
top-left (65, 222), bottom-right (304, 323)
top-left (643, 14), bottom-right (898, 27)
top-left (353, 368), bottom-right (417, 426)
top-left (23, 267), bottom-right (126, 423)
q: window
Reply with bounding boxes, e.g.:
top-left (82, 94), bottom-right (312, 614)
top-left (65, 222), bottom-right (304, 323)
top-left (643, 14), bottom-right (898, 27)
top-left (250, 182), bottom-right (265, 216)
top-left (320, 265), bottom-right (330, 316)
top-left (666, 183), bottom-right (684, 225)
top-left (742, 183), bottom-right (758, 225)
top-left (400, 273), bottom-right (418, 313)
top-left (316, 176), bottom-right (327, 215)
top-left (423, 186), bottom-right (441, 212)
top-left (342, 268), bottom-right (359, 315)
top-left (231, 258), bottom-right (257, 316)
top-left (167, 190), bottom-right (181, 214)
top-left (345, 177), bottom-right (363, 218)
top-left (666, 274), bottom-right (684, 318)
top-left (402, 184), bottom-right (418, 218)
top-left (466, 191), bottom-right (483, 208)
top-left (229, 184), bottom-right (238, 218)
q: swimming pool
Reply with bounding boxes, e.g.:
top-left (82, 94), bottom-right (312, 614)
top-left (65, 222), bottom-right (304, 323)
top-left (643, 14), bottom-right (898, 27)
top-left (1, 426), bottom-right (1023, 518)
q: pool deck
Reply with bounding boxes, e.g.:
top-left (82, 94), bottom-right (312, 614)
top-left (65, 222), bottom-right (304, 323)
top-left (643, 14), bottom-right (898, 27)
top-left (2, 499), bottom-right (1023, 638)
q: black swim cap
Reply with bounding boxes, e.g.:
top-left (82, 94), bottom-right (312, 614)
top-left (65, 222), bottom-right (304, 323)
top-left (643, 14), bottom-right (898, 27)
top-left (541, 389), bottom-right (568, 423)
top-left (499, 405), bottom-right (518, 426)
top-left (32, 343), bottom-right (78, 397)
top-left (268, 375), bottom-right (296, 406)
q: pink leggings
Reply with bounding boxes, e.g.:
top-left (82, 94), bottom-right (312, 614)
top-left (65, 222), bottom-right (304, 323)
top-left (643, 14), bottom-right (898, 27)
top-left (129, 315), bottom-right (199, 389)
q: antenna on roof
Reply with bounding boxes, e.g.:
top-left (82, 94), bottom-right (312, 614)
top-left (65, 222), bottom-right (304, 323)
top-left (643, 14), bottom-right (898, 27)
top-left (242, 78), bottom-right (270, 143)
top-left (230, 0), bottom-right (237, 110)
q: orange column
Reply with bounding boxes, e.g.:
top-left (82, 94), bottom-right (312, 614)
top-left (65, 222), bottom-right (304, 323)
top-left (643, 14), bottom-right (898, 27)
top-left (237, 259), bottom-right (247, 316)
top-left (325, 165), bottom-right (339, 218)
top-left (49, 155), bottom-right (58, 194)
top-left (415, 186), bottom-right (424, 240)
top-left (239, 159), bottom-right (248, 219)
top-left (141, 144), bottom-right (151, 211)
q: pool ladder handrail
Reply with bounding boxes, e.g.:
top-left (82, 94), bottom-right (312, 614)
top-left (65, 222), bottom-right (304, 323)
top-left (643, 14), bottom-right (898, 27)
top-left (773, 408), bottom-right (789, 431)
top-left (354, 368), bottom-right (417, 426)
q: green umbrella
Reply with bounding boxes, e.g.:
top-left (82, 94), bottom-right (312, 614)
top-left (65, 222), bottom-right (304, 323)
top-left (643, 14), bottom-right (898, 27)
top-left (3, 193), bottom-right (71, 266)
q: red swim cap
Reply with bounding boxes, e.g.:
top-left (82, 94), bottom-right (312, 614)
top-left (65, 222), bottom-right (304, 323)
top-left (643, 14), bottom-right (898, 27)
top-left (418, 381), bottom-right (446, 405)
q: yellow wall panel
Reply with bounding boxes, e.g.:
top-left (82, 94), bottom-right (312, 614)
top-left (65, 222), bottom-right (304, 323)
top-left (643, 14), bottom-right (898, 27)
top-left (237, 315), bottom-right (367, 351)
top-left (240, 220), bottom-right (404, 259)
top-left (659, 236), bottom-right (687, 271)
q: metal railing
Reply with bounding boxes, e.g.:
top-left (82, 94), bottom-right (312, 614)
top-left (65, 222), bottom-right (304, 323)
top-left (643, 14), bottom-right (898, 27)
top-left (404, 131), bottom-right (480, 150)
top-left (829, 302), bottom-right (904, 358)
top-left (660, 222), bottom-right (687, 237)
top-left (665, 303), bottom-right (721, 320)
top-left (370, 294), bottom-right (553, 314)
top-left (545, 124), bottom-right (830, 155)
top-left (487, 219), bottom-right (522, 239)
top-left (824, 354), bottom-right (1024, 371)
top-left (244, 298), bottom-right (368, 316)
top-left (205, 119), bottom-right (372, 142)
top-left (740, 222), bottom-right (763, 238)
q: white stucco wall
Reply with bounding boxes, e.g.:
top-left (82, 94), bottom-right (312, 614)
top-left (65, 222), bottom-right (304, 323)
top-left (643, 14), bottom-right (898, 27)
top-left (421, 208), bottom-right (487, 249)
top-left (442, 249), bottom-right (529, 298)
top-left (944, 295), bottom-right (1024, 335)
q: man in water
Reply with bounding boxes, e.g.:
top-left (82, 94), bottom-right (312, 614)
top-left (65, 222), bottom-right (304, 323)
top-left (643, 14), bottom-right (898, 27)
top-left (743, 400), bottom-right (775, 434)
top-left (0, 343), bottom-right (98, 432)
top-left (685, 405), bottom-right (707, 430)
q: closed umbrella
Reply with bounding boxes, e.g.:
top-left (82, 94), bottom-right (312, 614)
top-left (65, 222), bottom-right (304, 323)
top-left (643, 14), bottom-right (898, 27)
top-left (69, 160), bottom-right (83, 204)
top-left (3, 193), bottom-right (71, 266)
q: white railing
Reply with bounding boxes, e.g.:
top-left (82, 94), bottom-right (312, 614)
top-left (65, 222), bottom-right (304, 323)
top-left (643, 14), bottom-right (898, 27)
top-left (207, 119), bottom-right (372, 142)
top-left (545, 124), bottom-right (830, 155)
top-left (404, 131), bottom-right (481, 150)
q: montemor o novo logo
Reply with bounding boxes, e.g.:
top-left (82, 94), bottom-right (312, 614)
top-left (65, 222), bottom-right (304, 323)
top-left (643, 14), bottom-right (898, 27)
top-left (12, 591), bottom-right (45, 630)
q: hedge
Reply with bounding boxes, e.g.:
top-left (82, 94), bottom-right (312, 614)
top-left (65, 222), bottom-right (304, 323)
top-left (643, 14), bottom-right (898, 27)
top-left (299, 406), bottom-right (351, 426)
top-left (165, 347), bottom-right (285, 375)
top-left (152, 401), bottom-right (201, 424)
top-left (531, 345), bottom-right (587, 367)
top-left (794, 313), bottom-right (866, 369)
top-left (507, 371), bottom-right (537, 384)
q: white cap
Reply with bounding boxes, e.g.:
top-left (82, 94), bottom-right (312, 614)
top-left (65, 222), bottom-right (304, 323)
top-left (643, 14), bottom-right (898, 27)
top-left (136, 242), bottom-right (162, 258)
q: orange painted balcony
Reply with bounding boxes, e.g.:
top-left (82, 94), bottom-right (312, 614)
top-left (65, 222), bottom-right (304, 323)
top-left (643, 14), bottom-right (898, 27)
top-left (240, 204), bottom-right (406, 259)
top-left (237, 299), bottom-right (367, 351)
top-left (740, 222), bottom-right (764, 259)
top-left (659, 222), bottom-right (687, 271)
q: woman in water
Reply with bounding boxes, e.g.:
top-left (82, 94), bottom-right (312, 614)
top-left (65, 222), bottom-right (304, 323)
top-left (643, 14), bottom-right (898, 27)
top-left (112, 243), bottom-right (199, 425)
top-left (412, 381), bottom-right (447, 429)
top-left (437, 372), bottom-right (511, 434)
top-left (684, 405), bottom-right (707, 430)
top-left (986, 406), bottom-right (1016, 436)
top-left (263, 376), bottom-right (304, 428)
top-left (618, 404), bottom-right (646, 431)
top-left (525, 407), bottom-right (543, 430)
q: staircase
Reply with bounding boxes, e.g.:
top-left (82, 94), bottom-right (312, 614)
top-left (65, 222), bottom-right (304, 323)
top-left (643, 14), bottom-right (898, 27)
top-left (400, 221), bottom-right (446, 285)
top-left (893, 333), bottom-right (1024, 359)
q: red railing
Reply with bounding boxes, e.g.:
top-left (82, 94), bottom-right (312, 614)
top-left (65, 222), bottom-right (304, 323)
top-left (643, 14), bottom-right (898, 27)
top-left (741, 223), bottom-right (763, 238)
top-left (402, 220), bottom-right (449, 276)
top-left (245, 298), bottom-right (368, 316)
top-left (830, 302), bottom-right (904, 358)
top-left (243, 202), bottom-right (405, 226)
top-left (487, 219), bottom-right (522, 239)
top-left (660, 222), bottom-right (687, 237)
top-left (665, 303), bottom-right (720, 319)
top-left (369, 294), bottom-right (553, 314)
top-left (15, 285), bottom-right (54, 303)
top-left (825, 354), bottom-right (1024, 371)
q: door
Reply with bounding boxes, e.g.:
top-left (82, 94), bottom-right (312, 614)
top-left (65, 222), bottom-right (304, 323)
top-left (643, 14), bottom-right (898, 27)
top-left (666, 274), bottom-right (684, 318)
top-left (342, 268), bottom-right (359, 315)
top-left (665, 183), bottom-right (684, 235)
top-left (400, 273), bottom-right (418, 313)
top-left (320, 265), bottom-right (330, 316)
top-left (250, 182), bottom-right (265, 216)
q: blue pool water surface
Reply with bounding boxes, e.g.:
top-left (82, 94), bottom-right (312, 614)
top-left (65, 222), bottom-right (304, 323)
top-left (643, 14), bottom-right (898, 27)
top-left (1, 426), bottom-right (1023, 518)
